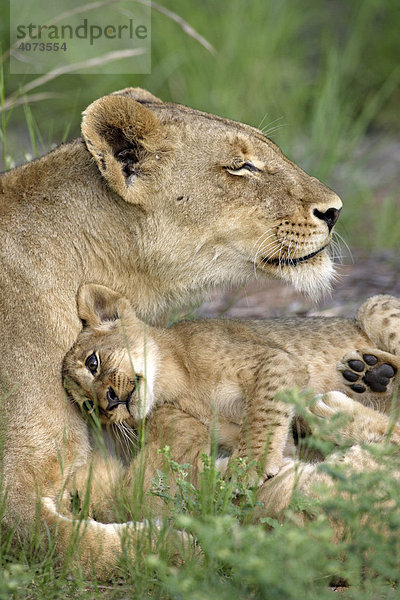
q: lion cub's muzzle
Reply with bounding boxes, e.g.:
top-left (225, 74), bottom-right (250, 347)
top-left (106, 372), bottom-right (136, 411)
top-left (105, 385), bottom-right (135, 411)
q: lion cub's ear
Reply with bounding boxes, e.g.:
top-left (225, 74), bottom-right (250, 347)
top-left (77, 284), bottom-right (133, 328)
top-left (81, 93), bottom-right (164, 202)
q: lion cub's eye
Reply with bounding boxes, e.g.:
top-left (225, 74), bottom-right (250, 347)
top-left (85, 353), bottom-right (99, 375)
top-left (225, 161), bottom-right (261, 175)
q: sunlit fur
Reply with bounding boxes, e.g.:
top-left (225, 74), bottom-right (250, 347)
top-left (65, 286), bottom-right (400, 486)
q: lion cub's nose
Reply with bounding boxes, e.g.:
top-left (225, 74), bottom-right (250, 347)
top-left (313, 207), bottom-right (341, 232)
top-left (106, 386), bottom-right (121, 410)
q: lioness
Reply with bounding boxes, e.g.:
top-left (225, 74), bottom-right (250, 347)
top-left (0, 87), bottom-right (342, 574)
top-left (63, 285), bottom-right (400, 486)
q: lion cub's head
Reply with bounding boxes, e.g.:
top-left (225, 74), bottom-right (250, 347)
top-left (63, 284), bottom-right (157, 425)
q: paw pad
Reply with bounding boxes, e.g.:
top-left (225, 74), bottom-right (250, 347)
top-left (342, 353), bottom-right (397, 394)
top-left (363, 363), bottom-right (396, 392)
top-left (347, 360), bottom-right (364, 373)
top-left (363, 354), bottom-right (378, 366)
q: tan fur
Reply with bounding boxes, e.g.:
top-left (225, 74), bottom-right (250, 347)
top-left (0, 87), bottom-right (342, 575)
top-left (124, 391), bottom-right (400, 524)
top-left (254, 390), bottom-right (400, 527)
top-left (64, 287), bottom-right (400, 490)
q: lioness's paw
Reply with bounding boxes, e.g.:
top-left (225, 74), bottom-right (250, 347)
top-left (338, 349), bottom-right (398, 394)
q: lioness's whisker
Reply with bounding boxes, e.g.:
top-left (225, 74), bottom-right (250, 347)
top-left (278, 240), bottom-right (286, 275)
top-left (256, 242), bottom-right (283, 267)
top-left (254, 244), bottom-right (281, 271)
top-left (259, 241), bottom-right (286, 264)
top-left (255, 235), bottom-right (282, 256)
top-left (262, 123), bottom-right (287, 137)
top-left (332, 231), bottom-right (353, 264)
top-left (253, 230), bottom-right (279, 277)
top-left (252, 228), bottom-right (275, 259)
top-left (260, 116), bottom-right (284, 136)
top-left (255, 235), bottom-right (279, 257)
top-left (257, 112), bottom-right (270, 131)
top-left (252, 227), bottom-right (277, 247)
top-left (251, 227), bottom-right (275, 251)
top-left (329, 238), bottom-right (344, 264)
top-left (289, 243), bottom-right (296, 266)
top-left (255, 241), bottom-right (280, 262)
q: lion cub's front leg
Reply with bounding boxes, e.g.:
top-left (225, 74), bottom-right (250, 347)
top-left (234, 351), bottom-right (301, 486)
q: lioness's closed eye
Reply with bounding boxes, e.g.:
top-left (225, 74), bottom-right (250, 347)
top-left (64, 284), bottom-right (400, 487)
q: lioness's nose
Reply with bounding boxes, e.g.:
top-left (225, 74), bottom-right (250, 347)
top-left (313, 207), bottom-right (341, 232)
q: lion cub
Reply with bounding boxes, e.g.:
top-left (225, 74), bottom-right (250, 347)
top-left (63, 284), bottom-right (400, 484)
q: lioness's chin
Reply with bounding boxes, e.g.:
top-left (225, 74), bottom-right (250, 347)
top-left (282, 251), bottom-right (335, 300)
top-left (262, 250), bottom-right (335, 300)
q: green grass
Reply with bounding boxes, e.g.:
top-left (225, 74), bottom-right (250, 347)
top-left (2, 391), bottom-right (400, 599)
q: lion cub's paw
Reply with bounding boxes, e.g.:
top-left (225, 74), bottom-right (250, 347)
top-left (261, 457), bottom-right (283, 481)
top-left (309, 391), bottom-right (357, 420)
top-left (307, 392), bottom-right (362, 443)
top-left (242, 464), bottom-right (281, 489)
top-left (226, 452), bottom-right (282, 489)
top-left (242, 463), bottom-right (281, 488)
top-left (338, 349), bottom-right (398, 395)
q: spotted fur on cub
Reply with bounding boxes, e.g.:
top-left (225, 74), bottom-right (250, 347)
top-left (64, 286), bottom-right (400, 487)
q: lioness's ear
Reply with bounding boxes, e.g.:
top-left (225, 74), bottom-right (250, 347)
top-left (77, 284), bottom-right (132, 328)
top-left (112, 87), bottom-right (162, 104)
top-left (81, 94), bottom-right (162, 201)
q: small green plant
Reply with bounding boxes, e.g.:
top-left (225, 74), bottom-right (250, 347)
top-left (1, 382), bottom-right (400, 598)
top-left (150, 446), bottom-right (262, 523)
top-left (0, 564), bottom-right (30, 600)
top-left (145, 400), bottom-right (400, 599)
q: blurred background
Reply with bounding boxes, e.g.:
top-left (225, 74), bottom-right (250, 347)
top-left (1, 0), bottom-right (400, 316)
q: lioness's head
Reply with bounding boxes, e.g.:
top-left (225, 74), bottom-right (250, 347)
top-left (63, 284), bottom-right (156, 424)
top-left (81, 88), bottom-right (342, 301)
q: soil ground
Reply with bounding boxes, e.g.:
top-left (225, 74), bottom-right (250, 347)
top-left (198, 249), bottom-right (400, 320)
